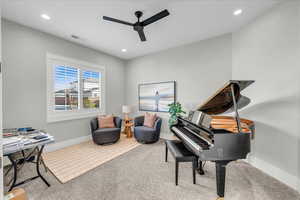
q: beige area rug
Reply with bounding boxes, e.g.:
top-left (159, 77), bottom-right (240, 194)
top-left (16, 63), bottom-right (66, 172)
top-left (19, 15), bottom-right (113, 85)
top-left (42, 135), bottom-right (140, 183)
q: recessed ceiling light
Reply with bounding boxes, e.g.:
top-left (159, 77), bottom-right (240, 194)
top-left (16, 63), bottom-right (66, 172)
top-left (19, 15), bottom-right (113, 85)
top-left (121, 49), bottom-right (127, 52)
top-left (41, 14), bottom-right (51, 20)
top-left (233, 9), bottom-right (243, 16)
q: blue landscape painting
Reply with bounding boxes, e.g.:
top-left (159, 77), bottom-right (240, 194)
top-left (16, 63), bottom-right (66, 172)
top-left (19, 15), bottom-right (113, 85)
top-left (139, 81), bottom-right (175, 112)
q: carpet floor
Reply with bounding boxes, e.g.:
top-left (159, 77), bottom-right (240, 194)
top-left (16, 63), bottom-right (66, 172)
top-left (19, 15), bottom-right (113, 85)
top-left (5, 140), bottom-right (300, 200)
top-left (43, 135), bottom-right (140, 183)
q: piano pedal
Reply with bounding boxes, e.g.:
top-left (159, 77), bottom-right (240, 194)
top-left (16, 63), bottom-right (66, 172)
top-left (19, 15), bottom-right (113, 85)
top-left (216, 198), bottom-right (224, 200)
top-left (197, 168), bottom-right (205, 175)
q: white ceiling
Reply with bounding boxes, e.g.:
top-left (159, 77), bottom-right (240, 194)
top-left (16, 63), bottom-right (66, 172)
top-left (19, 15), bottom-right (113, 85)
top-left (2, 0), bottom-right (281, 59)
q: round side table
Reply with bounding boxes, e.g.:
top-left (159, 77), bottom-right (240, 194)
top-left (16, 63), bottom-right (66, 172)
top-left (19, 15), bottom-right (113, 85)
top-left (123, 118), bottom-right (133, 138)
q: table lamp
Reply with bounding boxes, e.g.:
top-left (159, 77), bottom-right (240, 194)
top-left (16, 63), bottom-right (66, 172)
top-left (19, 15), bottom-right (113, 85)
top-left (122, 105), bottom-right (131, 120)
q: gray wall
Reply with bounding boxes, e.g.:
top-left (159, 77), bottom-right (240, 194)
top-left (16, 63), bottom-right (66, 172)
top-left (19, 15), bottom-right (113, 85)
top-left (2, 19), bottom-right (125, 142)
top-left (298, 3), bottom-right (300, 192)
top-left (125, 34), bottom-right (232, 135)
top-left (232, 2), bottom-right (300, 189)
top-left (0, 7), bottom-right (3, 198)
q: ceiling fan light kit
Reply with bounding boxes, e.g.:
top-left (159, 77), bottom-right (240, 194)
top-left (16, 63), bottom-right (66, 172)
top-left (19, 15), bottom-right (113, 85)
top-left (103, 9), bottom-right (170, 42)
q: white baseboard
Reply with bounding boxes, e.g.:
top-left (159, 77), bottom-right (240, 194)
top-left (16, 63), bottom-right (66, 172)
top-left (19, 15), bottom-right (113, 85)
top-left (44, 134), bottom-right (92, 152)
top-left (246, 156), bottom-right (299, 192)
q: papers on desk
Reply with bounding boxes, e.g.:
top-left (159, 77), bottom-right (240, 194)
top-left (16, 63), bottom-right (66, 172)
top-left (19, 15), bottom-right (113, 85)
top-left (3, 137), bottom-right (24, 153)
top-left (3, 137), bottom-right (21, 146)
top-left (22, 134), bottom-right (54, 145)
top-left (3, 132), bottom-right (54, 155)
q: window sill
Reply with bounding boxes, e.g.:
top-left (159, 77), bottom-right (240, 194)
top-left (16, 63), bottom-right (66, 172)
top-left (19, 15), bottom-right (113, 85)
top-left (47, 110), bottom-right (104, 123)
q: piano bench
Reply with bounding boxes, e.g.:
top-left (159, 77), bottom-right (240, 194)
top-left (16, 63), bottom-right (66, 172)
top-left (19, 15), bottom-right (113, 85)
top-left (165, 140), bottom-right (198, 185)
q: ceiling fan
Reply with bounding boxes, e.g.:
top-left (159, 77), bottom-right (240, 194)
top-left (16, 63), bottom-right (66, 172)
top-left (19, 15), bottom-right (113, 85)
top-left (103, 9), bottom-right (170, 42)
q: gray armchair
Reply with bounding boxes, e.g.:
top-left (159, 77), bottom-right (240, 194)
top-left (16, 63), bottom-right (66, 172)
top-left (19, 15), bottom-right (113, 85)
top-left (90, 117), bottom-right (122, 145)
top-left (134, 116), bottom-right (162, 144)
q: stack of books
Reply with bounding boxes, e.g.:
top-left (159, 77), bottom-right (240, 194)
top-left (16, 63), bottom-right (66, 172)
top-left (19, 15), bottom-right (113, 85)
top-left (23, 132), bottom-right (54, 145)
top-left (3, 137), bottom-right (23, 153)
top-left (3, 129), bottom-right (54, 154)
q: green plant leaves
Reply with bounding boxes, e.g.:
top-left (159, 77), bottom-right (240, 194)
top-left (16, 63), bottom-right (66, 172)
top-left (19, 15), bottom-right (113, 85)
top-left (168, 102), bottom-right (186, 126)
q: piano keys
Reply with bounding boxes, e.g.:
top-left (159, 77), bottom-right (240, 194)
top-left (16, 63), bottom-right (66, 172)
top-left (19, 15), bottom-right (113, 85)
top-left (170, 80), bottom-right (254, 200)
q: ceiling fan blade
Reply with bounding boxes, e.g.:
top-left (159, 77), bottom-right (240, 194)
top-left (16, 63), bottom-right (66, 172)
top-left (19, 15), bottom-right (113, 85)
top-left (103, 16), bottom-right (133, 26)
top-left (138, 30), bottom-right (146, 41)
top-left (141, 9), bottom-right (170, 26)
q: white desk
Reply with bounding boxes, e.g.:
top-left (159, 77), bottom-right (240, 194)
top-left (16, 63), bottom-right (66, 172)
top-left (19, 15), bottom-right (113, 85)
top-left (3, 133), bottom-right (55, 191)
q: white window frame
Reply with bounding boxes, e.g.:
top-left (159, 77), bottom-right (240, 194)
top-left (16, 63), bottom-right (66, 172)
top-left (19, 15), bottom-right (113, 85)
top-left (47, 53), bottom-right (106, 123)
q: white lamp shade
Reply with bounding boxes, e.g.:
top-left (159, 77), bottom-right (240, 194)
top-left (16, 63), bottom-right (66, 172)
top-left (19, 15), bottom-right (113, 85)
top-left (122, 105), bottom-right (131, 114)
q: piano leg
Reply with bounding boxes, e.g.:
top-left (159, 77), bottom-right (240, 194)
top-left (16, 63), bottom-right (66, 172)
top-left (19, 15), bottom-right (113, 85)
top-left (193, 159), bottom-right (197, 184)
top-left (215, 161), bottom-right (231, 199)
top-left (165, 143), bottom-right (168, 162)
top-left (197, 160), bottom-right (205, 175)
top-left (175, 161), bottom-right (179, 185)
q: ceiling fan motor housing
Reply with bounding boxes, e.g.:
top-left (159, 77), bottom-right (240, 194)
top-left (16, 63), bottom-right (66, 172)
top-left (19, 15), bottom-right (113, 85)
top-left (134, 24), bottom-right (143, 32)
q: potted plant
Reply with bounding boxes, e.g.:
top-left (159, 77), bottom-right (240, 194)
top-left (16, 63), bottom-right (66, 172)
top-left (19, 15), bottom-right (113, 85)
top-left (168, 102), bottom-right (186, 126)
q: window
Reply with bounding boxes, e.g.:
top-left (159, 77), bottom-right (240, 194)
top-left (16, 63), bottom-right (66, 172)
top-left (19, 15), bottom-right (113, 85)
top-left (54, 66), bottom-right (79, 111)
top-left (82, 70), bottom-right (100, 109)
top-left (47, 54), bottom-right (105, 122)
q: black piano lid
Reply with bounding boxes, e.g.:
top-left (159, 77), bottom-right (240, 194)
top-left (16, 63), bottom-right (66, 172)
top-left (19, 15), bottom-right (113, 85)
top-left (197, 80), bottom-right (254, 115)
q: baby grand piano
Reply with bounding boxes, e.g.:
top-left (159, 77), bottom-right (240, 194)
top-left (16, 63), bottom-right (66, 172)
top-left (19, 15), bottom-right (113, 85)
top-left (170, 80), bottom-right (254, 200)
